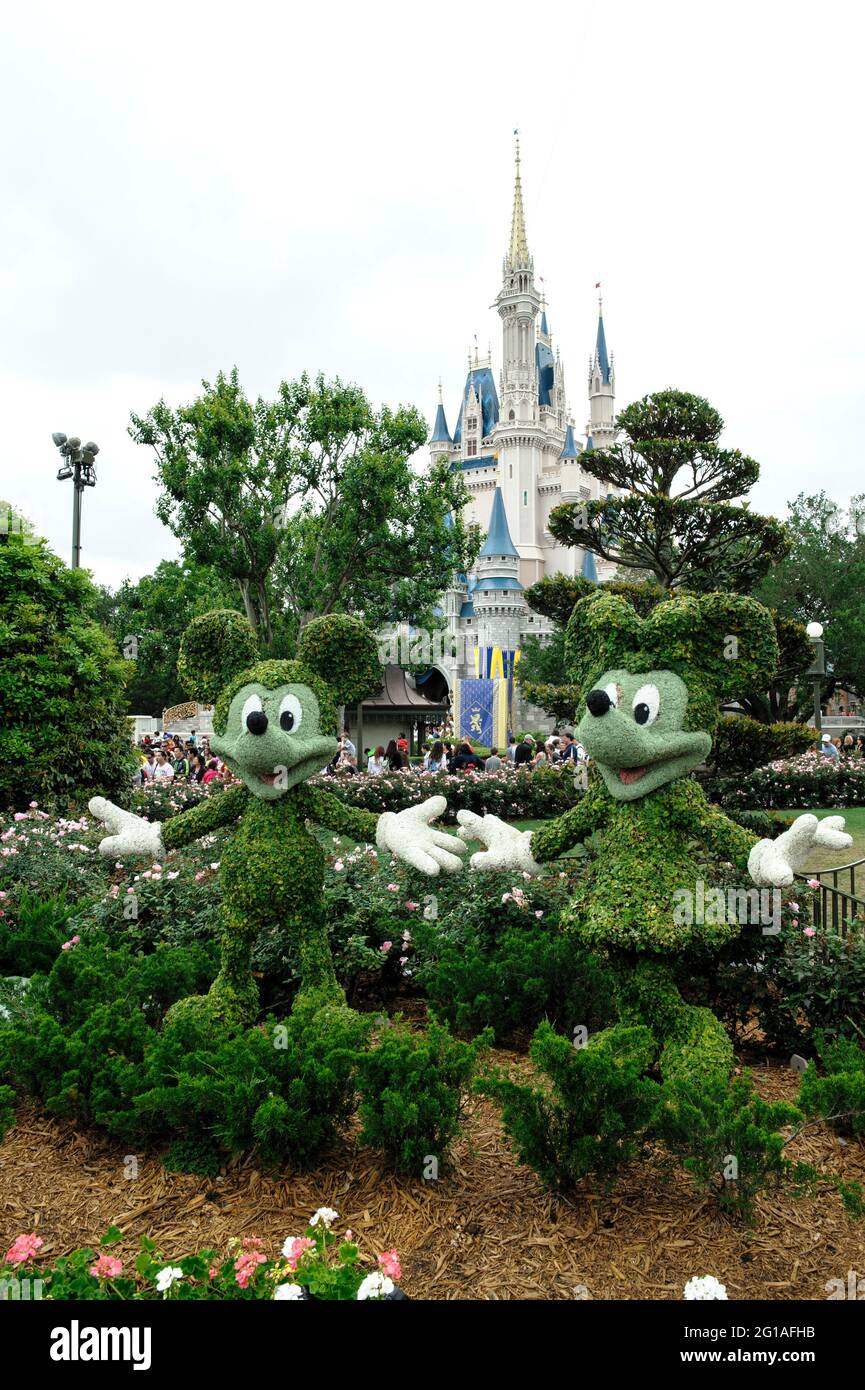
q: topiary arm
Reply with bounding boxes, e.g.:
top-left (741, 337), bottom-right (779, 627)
top-left (161, 784), bottom-right (250, 850)
top-left (529, 785), bottom-right (611, 863)
top-left (305, 786), bottom-right (381, 845)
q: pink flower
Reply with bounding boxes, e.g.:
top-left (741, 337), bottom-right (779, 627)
top-left (386, 883), bottom-right (399, 892)
top-left (234, 1249), bottom-right (266, 1288)
top-left (803, 927), bottom-right (816, 938)
top-left (209, 1263), bottom-right (220, 1279)
top-left (195, 871), bottom-right (206, 881)
top-left (378, 1249), bottom-right (401, 1281)
top-left (5, 1233), bottom-right (43, 1266)
top-left (399, 956), bottom-right (408, 966)
top-left (29, 801), bottom-right (38, 808)
top-left (344, 1230), bottom-right (354, 1242)
top-left (282, 1236), bottom-right (315, 1270)
top-left (334, 860), bottom-right (344, 872)
top-left (90, 1253), bottom-right (122, 1279)
top-left (789, 901), bottom-right (800, 913)
top-left (791, 919), bottom-right (799, 927)
top-left (807, 879), bottom-right (820, 889)
top-left (126, 886), bottom-right (135, 895)
top-left (535, 910), bottom-right (543, 918)
top-left (404, 901), bottom-right (419, 911)
top-left (380, 941), bottom-right (392, 952)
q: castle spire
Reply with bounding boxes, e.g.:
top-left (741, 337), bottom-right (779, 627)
top-left (507, 131), bottom-right (530, 268)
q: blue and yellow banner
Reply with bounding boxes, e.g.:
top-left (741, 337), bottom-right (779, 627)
top-left (454, 677), bottom-right (510, 750)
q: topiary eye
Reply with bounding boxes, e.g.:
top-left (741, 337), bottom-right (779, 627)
top-left (278, 693), bottom-right (302, 733)
top-left (632, 684), bottom-right (660, 726)
top-left (241, 693), bottom-right (264, 731)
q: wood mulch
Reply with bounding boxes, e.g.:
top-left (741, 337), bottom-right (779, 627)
top-left (2, 1051), bottom-right (864, 1300)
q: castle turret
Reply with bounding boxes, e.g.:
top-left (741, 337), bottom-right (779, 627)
top-left (430, 381), bottom-right (452, 460)
top-left (587, 296), bottom-right (616, 449)
top-left (472, 487), bottom-right (525, 665)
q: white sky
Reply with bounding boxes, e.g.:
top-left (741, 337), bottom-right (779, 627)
top-left (1, 0), bottom-right (863, 588)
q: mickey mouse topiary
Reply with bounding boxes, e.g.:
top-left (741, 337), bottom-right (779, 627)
top-left (456, 590), bottom-right (852, 1091)
top-left (90, 611), bottom-right (464, 1029)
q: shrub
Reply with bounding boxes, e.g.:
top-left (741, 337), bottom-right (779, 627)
top-left (798, 1033), bottom-right (865, 1140)
top-left (310, 764), bottom-right (579, 823)
top-left (478, 1022), bottom-right (659, 1192)
top-left (655, 1070), bottom-right (808, 1223)
top-left (709, 715), bottom-right (817, 776)
top-left (0, 519), bottom-right (137, 811)
top-left (356, 1017), bottom-right (489, 1176)
top-left (0, 890), bottom-right (79, 975)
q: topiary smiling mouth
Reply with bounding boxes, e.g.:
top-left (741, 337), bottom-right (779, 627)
top-left (617, 766), bottom-right (649, 784)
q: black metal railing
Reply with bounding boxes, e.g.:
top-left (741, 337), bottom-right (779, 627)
top-left (796, 857), bottom-right (865, 937)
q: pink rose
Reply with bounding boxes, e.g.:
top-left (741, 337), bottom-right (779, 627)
top-left (380, 941), bottom-right (392, 952)
top-left (803, 927), bottom-right (816, 938)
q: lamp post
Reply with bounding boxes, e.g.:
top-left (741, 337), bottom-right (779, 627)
top-left (805, 621), bottom-right (825, 735)
top-left (52, 434), bottom-right (99, 569)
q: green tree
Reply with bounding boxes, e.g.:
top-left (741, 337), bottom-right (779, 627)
top-left (0, 509), bottom-right (137, 810)
top-left (131, 370), bottom-right (479, 645)
top-left (271, 374), bottom-right (478, 631)
top-left (548, 390), bottom-right (790, 592)
top-left (755, 492), bottom-right (865, 701)
top-left (101, 560), bottom-right (239, 716)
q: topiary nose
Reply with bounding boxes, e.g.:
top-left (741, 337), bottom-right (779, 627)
top-left (586, 689), bottom-right (612, 717)
top-left (246, 710), bottom-right (269, 735)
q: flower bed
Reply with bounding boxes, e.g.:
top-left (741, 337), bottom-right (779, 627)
top-left (714, 751), bottom-right (865, 810)
top-left (310, 763), bottom-right (580, 822)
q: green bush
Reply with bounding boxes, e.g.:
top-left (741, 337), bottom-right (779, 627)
top-left (478, 1022), bottom-right (659, 1192)
top-left (708, 715), bottom-right (817, 776)
top-left (0, 890), bottom-right (79, 975)
top-left (356, 1017), bottom-right (488, 1176)
top-left (798, 1034), bottom-right (865, 1140)
top-left (0, 518), bottom-right (138, 811)
top-left (655, 1070), bottom-right (807, 1223)
top-left (310, 764), bottom-right (579, 822)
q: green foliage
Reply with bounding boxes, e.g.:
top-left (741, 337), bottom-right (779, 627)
top-left (655, 1070), bottom-right (806, 1222)
top-left (798, 1033), bottom-right (865, 1139)
top-left (177, 608), bottom-right (260, 705)
top-left (0, 521), bottom-right (137, 810)
top-left (548, 389), bottom-right (790, 592)
top-left (756, 492), bottom-right (865, 701)
top-left (0, 890), bottom-right (78, 975)
top-left (708, 715), bottom-right (818, 776)
top-left (524, 574), bottom-right (667, 627)
top-left (0, 1083), bottom-right (14, 1140)
top-left (479, 1022), bottom-right (660, 1193)
top-left (356, 1017), bottom-right (489, 1176)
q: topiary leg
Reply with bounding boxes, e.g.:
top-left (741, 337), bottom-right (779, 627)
top-left (612, 955), bottom-right (734, 1087)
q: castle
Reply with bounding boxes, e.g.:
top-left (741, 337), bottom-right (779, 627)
top-left (416, 137), bottom-right (621, 729)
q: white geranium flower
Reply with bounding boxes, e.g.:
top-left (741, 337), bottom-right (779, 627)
top-left (155, 1265), bottom-right (185, 1294)
top-left (281, 1236), bottom-right (300, 1258)
top-left (357, 1272), bottom-right (394, 1301)
top-left (274, 1283), bottom-right (305, 1300)
top-left (683, 1275), bottom-right (728, 1300)
top-left (309, 1207), bottom-right (338, 1228)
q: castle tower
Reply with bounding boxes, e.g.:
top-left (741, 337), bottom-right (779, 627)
top-left (587, 296), bottom-right (616, 449)
top-left (430, 381), bottom-right (452, 460)
top-left (472, 486), bottom-right (525, 665)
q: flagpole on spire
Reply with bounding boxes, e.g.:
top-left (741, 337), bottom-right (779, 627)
top-left (507, 127), bottom-right (530, 268)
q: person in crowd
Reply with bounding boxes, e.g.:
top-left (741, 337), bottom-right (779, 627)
top-left (154, 751), bottom-right (175, 782)
top-left (337, 753), bottom-right (359, 776)
top-left (453, 741), bottom-right (486, 772)
top-left (443, 740), bottom-right (457, 772)
top-left (396, 732), bottom-right (409, 757)
top-left (533, 744), bottom-right (549, 768)
top-left (507, 736), bottom-right (518, 763)
top-left (857, 733), bottom-right (865, 757)
top-left (363, 747), bottom-right (372, 762)
top-left (514, 735), bottom-right (534, 767)
top-left (368, 745), bottom-right (386, 776)
top-left (202, 758), bottom-right (220, 784)
top-left (426, 740), bottom-right (446, 772)
top-left (140, 750), bottom-right (156, 782)
top-left (173, 746), bottom-right (191, 779)
top-left (485, 746), bottom-right (503, 772)
top-left (341, 729), bottom-right (356, 758)
top-left (188, 752), bottom-right (206, 783)
top-left (421, 741), bottom-right (432, 770)
top-left (842, 733), bottom-right (856, 755)
top-left (385, 738), bottom-right (405, 772)
top-left (821, 733), bottom-right (840, 761)
top-left (189, 729), bottom-right (198, 747)
top-left (560, 732), bottom-right (578, 762)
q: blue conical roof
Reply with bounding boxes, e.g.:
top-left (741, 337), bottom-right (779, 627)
top-left (595, 312), bottom-right (611, 385)
top-left (540, 308), bottom-right (549, 336)
top-left (559, 424), bottom-right (579, 459)
top-left (582, 549), bottom-right (598, 583)
top-left (479, 487), bottom-right (519, 559)
top-left (431, 400), bottom-right (452, 444)
top-left (585, 433), bottom-right (595, 450)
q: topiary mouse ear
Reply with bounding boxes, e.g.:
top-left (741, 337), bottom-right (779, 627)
top-left (564, 591), bottom-right (643, 693)
top-left (297, 614), bottom-right (383, 706)
top-left (177, 609), bottom-right (260, 705)
top-left (689, 593), bottom-right (780, 700)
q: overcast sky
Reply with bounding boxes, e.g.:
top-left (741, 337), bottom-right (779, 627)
top-left (1, 0), bottom-right (863, 588)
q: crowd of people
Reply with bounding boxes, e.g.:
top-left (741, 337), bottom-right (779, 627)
top-left (132, 726), bottom-right (588, 788)
top-left (820, 731), bottom-right (865, 761)
top-left (321, 729), bottom-right (587, 779)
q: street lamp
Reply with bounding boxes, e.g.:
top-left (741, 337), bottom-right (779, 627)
top-left (52, 433), bottom-right (99, 569)
top-left (805, 621), bottom-right (825, 735)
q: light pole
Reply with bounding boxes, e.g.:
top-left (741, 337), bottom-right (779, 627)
top-left (52, 434), bottom-right (99, 569)
top-left (806, 621), bottom-right (825, 735)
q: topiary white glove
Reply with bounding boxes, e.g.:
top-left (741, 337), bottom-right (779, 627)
top-left (376, 795), bottom-right (466, 876)
top-left (89, 796), bottom-right (165, 860)
top-left (748, 812), bottom-right (852, 888)
top-left (456, 810), bottom-right (542, 875)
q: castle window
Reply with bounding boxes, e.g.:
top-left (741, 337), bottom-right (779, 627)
top-left (523, 490), bottom-right (528, 506)
top-left (508, 410), bottom-right (515, 421)
top-left (467, 440), bottom-right (477, 457)
top-left (467, 415), bottom-right (477, 431)
top-left (509, 464), bottom-right (513, 479)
